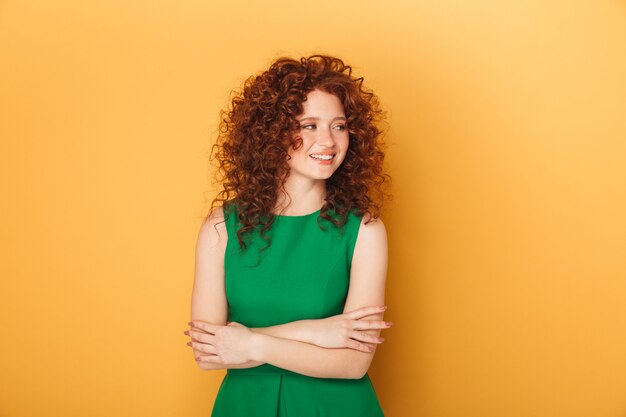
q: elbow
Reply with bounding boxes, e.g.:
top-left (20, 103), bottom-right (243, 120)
top-left (351, 366), bottom-right (368, 380)
top-left (346, 356), bottom-right (372, 380)
top-left (344, 367), bottom-right (367, 380)
top-left (350, 352), bottom-right (374, 379)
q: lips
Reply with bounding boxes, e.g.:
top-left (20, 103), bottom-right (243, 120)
top-left (309, 152), bottom-right (336, 160)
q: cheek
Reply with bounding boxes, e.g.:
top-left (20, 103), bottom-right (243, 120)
top-left (286, 147), bottom-right (306, 166)
top-left (288, 136), bottom-right (313, 157)
top-left (336, 137), bottom-right (350, 161)
top-left (339, 136), bottom-right (350, 153)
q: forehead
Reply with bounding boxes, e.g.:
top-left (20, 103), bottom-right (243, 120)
top-left (298, 89), bottom-right (345, 118)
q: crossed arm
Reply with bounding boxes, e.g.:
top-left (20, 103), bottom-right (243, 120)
top-left (187, 207), bottom-right (390, 379)
top-left (189, 299), bottom-right (393, 378)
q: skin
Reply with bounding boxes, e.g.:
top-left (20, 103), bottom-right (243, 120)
top-left (274, 88), bottom-right (350, 214)
top-left (185, 88), bottom-right (392, 379)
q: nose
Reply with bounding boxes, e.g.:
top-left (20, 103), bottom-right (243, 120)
top-left (317, 126), bottom-right (335, 147)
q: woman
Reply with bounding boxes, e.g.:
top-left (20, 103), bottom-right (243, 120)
top-left (185, 54), bottom-right (393, 416)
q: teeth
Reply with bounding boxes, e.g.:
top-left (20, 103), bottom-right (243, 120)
top-left (310, 154), bottom-right (334, 160)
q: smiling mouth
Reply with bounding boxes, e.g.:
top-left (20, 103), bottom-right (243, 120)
top-left (309, 154), bottom-right (336, 161)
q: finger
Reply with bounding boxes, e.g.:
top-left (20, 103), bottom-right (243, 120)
top-left (346, 338), bottom-right (376, 353)
top-left (196, 354), bottom-right (223, 364)
top-left (349, 330), bottom-right (384, 344)
top-left (188, 325), bottom-right (211, 334)
top-left (352, 320), bottom-right (393, 331)
top-left (189, 321), bottom-right (218, 334)
top-left (186, 330), bottom-right (216, 344)
top-left (344, 305), bottom-right (387, 320)
top-left (189, 341), bottom-right (217, 354)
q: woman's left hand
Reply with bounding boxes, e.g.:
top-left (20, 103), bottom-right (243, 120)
top-left (185, 321), bottom-right (255, 365)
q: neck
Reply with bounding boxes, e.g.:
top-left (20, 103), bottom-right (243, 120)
top-left (274, 175), bottom-right (326, 215)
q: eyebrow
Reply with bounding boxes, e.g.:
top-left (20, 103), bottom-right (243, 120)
top-left (296, 116), bottom-right (347, 122)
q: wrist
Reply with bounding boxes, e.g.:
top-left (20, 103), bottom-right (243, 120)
top-left (249, 332), bottom-right (268, 362)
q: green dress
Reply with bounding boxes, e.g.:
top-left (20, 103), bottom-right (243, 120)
top-left (210, 201), bottom-right (385, 417)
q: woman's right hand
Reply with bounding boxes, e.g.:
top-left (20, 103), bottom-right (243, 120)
top-left (306, 305), bottom-right (393, 352)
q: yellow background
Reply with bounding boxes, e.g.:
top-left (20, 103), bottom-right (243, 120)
top-left (1, 1), bottom-right (625, 416)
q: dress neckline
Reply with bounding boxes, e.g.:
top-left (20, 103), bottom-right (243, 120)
top-left (272, 208), bottom-right (322, 218)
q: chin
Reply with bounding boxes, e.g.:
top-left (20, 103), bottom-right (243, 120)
top-left (288, 163), bottom-right (341, 181)
top-left (302, 174), bottom-right (331, 181)
top-left (315, 168), bottom-right (339, 178)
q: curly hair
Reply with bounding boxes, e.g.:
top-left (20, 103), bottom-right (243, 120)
top-left (204, 54), bottom-right (391, 255)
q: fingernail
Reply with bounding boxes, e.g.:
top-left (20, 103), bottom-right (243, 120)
top-left (378, 338), bottom-right (384, 342)
top-left (188, 321), bottom-right (193, 326)
top-left (386, 322), bottom-right (393, 326)
top-left (184, 330), bottom-right (189, 335)
top-left (186, 341), bottom-right (191, 346)
top-left (379, 306), bottom-right (387, 310)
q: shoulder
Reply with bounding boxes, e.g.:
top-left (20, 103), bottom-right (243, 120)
top-left (351, 213), bottom-right (388, 267)
top-left (197, 205), bottom-right (228, 253)
top-left (344, 213), bottom-right (388, 313)
top-left (191, 206), bottom-right (228, 330)
top-left (355, 213), bottom-right (387, 246)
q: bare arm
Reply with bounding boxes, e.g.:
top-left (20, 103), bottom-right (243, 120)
top-left (190, 206), bottom-right (322, 370)
top-left (249, 215), bottom-right (388, 379)
top-left (249, 321), bottom-right (314, 343)
top-left (193, 215), bottom-right (389, 378)
top-left (250, 305), bottom-right (391, 350)
top-left (189, 206), bottom-right (263, 370)
top-left (246, 334), bottom-right (369, 379)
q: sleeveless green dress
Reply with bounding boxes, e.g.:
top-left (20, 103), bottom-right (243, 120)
top-left (210, 201), bottom-right (385, 417)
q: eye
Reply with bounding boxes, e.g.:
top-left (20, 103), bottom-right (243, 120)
top-left (301, 124), bottom-right (316, 130)
top-left (334, 124), bottom-right (347, 130)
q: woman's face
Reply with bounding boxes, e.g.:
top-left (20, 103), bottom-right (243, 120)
top-left (286, 89), bottom-right (349, 183)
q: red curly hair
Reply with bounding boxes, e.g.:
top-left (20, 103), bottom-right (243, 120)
top-left (205, 54), bottom-right (391, 254)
